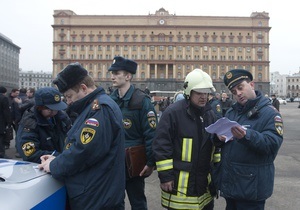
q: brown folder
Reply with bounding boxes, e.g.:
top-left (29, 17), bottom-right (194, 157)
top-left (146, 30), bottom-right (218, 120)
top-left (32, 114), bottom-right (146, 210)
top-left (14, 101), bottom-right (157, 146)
top-left (125, 145), bottom-right (147, 178)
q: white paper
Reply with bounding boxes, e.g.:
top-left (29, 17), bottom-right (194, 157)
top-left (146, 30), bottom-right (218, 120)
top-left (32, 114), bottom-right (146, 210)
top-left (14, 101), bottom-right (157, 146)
top-left (205, 117), bottom-right (245, 142)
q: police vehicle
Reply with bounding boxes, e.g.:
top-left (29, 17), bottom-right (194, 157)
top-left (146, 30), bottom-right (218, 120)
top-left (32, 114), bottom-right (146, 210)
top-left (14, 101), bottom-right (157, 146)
top-left (0, 158), bottom-right (66, 210)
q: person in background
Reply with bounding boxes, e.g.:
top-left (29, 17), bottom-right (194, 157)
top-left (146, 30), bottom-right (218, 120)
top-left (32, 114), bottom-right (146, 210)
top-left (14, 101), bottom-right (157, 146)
top-left (152, 69), bottom-right (220, 210)
top-left (215, 92), bottom-right (221, 101)
top-left (19, 87), bottom-right (36, 116)
top-left (0, 86), bottom-right (12, 158)
top-left (271, 94), bottom-right (280, 111)
top-left (144, 86), bottom-right (150, 95)
top-left (208, 92), bottom-right (223, 119)
top-left (220, 92), bottom-right (233, 116)
top-left (7, 88), bottom-right (22, 158)
top-left (17, 87), bottom-right (71, 163)
top-left (109, 56), bottom-right (157, 210)
top-left (39, 63), bottom-right (125, 210)
top-left (173, 91), bottom-right (185, 103)
top-left (215, 69), bottom-right (283, 210)
top-left (19, 88), bottom-right (27, 103)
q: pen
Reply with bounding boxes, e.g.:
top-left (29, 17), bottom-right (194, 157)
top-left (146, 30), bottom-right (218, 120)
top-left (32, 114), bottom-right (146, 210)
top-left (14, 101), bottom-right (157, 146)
top-left (50, 150), bottom-right (56, 157)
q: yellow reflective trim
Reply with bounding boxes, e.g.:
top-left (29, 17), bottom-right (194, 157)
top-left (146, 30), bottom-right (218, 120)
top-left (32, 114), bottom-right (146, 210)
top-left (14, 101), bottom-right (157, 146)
top-left (161, 190), bottom-right (213, 209)
top-left (178, 171), bottom-right (189, 196)
top-left (156, 159), bottom-right (173, 171)
top-left (182, 138), bottom-right (192, 162)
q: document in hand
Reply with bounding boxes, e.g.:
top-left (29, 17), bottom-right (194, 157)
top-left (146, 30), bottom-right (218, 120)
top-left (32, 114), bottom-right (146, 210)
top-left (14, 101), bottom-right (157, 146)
top-left (205, 117), bottom-right (245, 143)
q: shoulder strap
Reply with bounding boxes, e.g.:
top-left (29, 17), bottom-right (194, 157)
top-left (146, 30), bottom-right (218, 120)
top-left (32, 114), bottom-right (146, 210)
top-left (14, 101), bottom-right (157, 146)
top-left (128, 88), bottom-right (150, 110)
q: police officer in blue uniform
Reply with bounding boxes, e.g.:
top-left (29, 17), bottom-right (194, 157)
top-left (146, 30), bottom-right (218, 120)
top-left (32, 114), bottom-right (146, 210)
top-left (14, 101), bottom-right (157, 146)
top-left (215, 69), bottom-right (283, 210)
top-left (208, 92), bottom-right (223, 119)
top-left (17, 87), bottom-right (71, 163)
top-left (108, 56), bottom-right (157, 210)
top-left (38, 63), bottom-right (125, 210)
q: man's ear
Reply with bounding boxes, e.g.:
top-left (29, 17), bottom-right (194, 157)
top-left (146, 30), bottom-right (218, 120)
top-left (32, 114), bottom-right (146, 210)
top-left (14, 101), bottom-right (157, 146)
top-left (80, 83), bottom-right (88, 93)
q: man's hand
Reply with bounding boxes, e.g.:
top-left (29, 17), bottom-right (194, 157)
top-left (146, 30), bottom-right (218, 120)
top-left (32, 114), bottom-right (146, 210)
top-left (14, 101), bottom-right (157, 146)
top-left (140, 165), bottom-right (155, 177)
top-left (160, 181), bottom-right (174, 192)
top-left (38, 155), bottom-right (55, 173)
top-left (231, 126), bottom-right (246, 139)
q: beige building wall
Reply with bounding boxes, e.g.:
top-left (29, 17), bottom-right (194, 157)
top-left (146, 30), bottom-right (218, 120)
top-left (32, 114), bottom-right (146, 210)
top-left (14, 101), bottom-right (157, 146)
top-left (52, 8), bottom-right (270, 94)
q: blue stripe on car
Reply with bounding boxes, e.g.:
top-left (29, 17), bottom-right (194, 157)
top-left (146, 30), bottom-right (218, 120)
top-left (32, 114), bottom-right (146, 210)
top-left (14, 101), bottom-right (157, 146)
top-left (31, 186), bottom-right (66, 210)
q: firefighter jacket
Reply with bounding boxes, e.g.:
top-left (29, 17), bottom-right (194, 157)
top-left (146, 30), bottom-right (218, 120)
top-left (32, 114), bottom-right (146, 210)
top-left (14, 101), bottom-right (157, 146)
top-left (217, 91), bottom-right (283, 201)
top-left (49, 87), bottom-right (126, 210)
top-left (17, 107), bottom-right (71, 163)
top-left (110, 85), bottom-right (157, 167)
top-left (153, 99), bottom-right (219, 209)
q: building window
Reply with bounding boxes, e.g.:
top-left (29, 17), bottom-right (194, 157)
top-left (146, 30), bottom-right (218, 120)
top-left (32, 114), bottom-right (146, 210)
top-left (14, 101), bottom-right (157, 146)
top-left (159, 46), bottom-right (164, 51)
top-left (141, 72), bottom-right (145, 79)
top-left (89, 45), bottom-right (93, 51)
top-left (258, 73), bottom-right (262, 81)
top-left (133, 45), bottom-right (137, 51)
top-left (81, 45), bottom-right (84, 51)
top-left (177, 72), bottom-right (181, 79)
top-left (141, 45), bottom-right (146, 51)
top-left (258, 65), bottom-right (263, 71)
top-left (150, 46), bottom-right (155, 51)
top-left (98, 45), bottom-right (102, 51)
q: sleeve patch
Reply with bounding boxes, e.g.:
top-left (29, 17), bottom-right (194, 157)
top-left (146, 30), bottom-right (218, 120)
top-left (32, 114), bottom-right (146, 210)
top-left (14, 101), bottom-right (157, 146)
top-left (22, 142), bottom-right (36, 157)
top-left (80, 127), bottom-right (96, 144)
top-left (85, 118), bottom-right (99, 127)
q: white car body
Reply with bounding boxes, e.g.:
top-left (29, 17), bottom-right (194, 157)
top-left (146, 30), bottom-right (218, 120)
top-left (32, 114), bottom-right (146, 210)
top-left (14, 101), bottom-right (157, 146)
top-left (277, 98), bottom-right (287, 105)
top-left (0, 159), bottom-right (66, 210)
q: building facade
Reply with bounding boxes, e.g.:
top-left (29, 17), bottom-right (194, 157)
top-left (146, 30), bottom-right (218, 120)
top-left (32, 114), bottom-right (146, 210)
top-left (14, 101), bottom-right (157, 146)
top-left (19, 70), bottom-right (52, 90)
top-left (286, 72), bottom-right (300, 99)
top-left (52, 8), bottom-right (270, 94)
top-left (270, 71), bottom-right (288, 98)
top-left (0, 33), bottom-right (20, 90)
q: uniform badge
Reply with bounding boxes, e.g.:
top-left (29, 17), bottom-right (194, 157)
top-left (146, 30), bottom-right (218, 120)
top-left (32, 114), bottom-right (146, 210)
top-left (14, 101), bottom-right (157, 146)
top-left (54, 94), bottom-right (60, 102)
top-left (216, 104), bottom-right (221, 113)
top-left (147, 111), bottom-right (157, 129)
top-left (65, 143), bottom-right (72, 149)
top-left (80, 127), bottom-right (96, 144)
top-left (226, 72), bottom-right (232, 79)
top-left (22, 142), bottom-right (36, 157)
top-left (92, 99), bottom-right (100, 110)
top-left (148, 117), bottom-right (156, 129)
top-left (85, 118), bottom-right (99, 127)
top-left (123, 119), bottom-right (132, 129)
top-left (274, 115), bottom-right (283, 136)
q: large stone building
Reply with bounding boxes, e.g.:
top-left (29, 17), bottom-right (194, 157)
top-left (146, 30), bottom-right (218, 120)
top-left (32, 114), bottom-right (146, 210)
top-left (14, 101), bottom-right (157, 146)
top-left (286, 71), bottom-right (300, 99)
top-left (270, 71), bottom-right (288, 98)
top-left (19, 70), bottom-right (52, 90)
top-left (52, 8), bottom-right (270, 94)
top-left (0, 33), bottom-right (20, 90)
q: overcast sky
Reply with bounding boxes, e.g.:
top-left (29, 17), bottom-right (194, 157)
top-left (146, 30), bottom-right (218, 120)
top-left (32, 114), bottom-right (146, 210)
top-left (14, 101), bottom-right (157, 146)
top-left (1, 0), bottom-right (299, 75)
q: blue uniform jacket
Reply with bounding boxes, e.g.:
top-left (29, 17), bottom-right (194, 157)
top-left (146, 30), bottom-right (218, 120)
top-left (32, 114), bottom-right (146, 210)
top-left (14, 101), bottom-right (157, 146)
top-left (50, 87), bottom-right (125, 210)
top-left (217, 91), bottom-right (283, 201)
top-left (110, 85), bottom-right (157, 167)
top-left (17, 107), bottom-right (71, 163)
